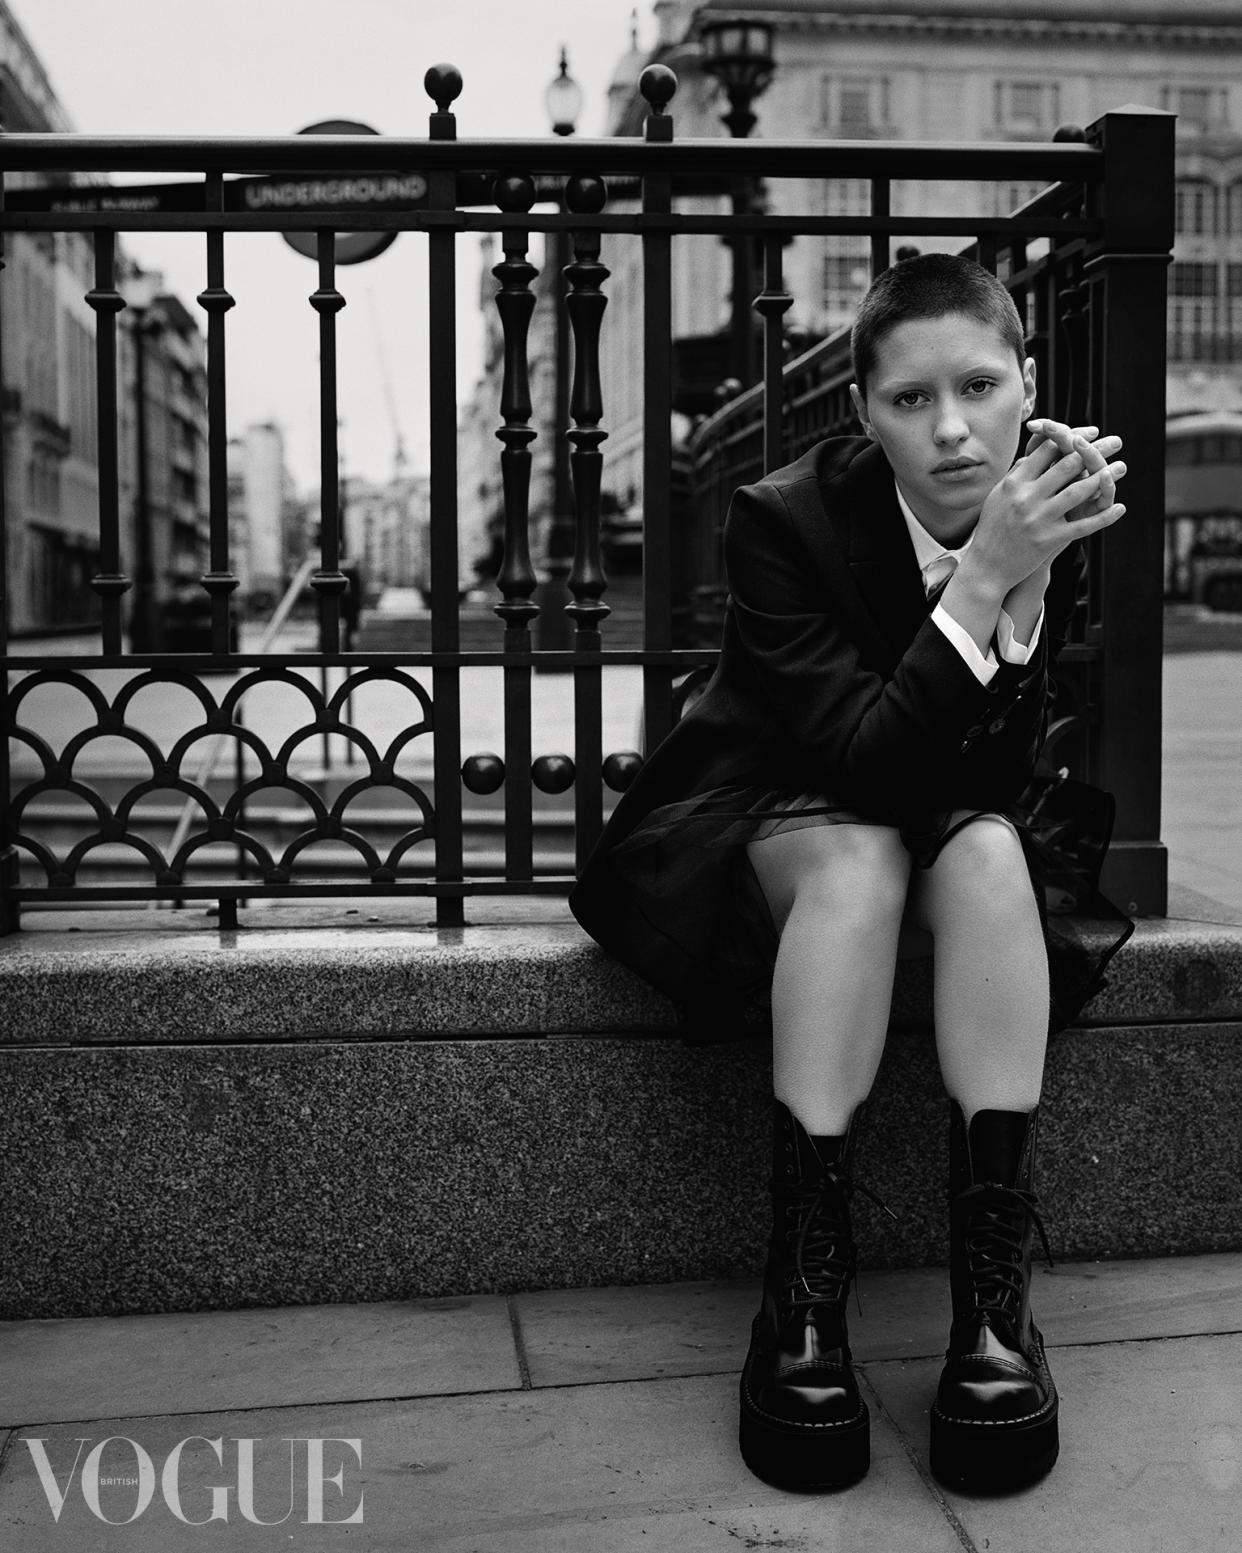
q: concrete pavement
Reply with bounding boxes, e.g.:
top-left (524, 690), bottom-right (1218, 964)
top-left (2, 1253), bottom-right (1240, 1550)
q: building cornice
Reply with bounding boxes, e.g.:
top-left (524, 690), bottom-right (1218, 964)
top-left (771, 14), bottom-right (1242, 50)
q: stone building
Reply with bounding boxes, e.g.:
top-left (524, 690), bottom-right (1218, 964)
top-left (587, 0), bottom-right (1242, 506)
top-left (0, 0), bottom-right (212, 639)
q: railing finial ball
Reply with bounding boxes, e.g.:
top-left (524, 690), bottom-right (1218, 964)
top-left (565, 174), bottom-right (607, 215)
top-left (532, 754), bottom-right (576, 794)
top-left (639, 63), bottom-right (677, 112)
top-left (494, 173), bottom-right (537, 214)
top-left (424, 63), bottom-right (464, 113)
top-left (462, 754), bottom-right (506, 795)
top-left (1053, 123), bottom-right (1087, 143)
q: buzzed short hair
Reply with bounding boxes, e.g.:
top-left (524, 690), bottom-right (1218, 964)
top-left (851, 252), bottom-right (1027, 396)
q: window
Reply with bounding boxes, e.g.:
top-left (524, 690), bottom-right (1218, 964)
top-left (1176, 180), bottom-right (1219, 237)
top-left (821, 242), bottom-right (871, 324)
top-left (821, 76), bottom-right (891, 137)
top-left (993, 81), bottom-right (1060, 137)
top-left (1161, 85), bottom-right (1227, 133)
top-left (1228, 182), bottom-right (1242, 239)
top-left (1168, 298), bottom-right (1224, 363)
top-left (1171, 261), bottom-right (1219, 298)
top-left (820, 178), bottom-right (872, 217)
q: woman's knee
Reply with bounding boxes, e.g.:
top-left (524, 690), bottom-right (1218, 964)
top-left (749, 823), bottom-right (910, 932)
top-left (919, 814), bottom-right (1037, 918)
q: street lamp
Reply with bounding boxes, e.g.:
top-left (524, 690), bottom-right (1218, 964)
top-left (545, 46), bottom-right (584, 137)
top-left (536, 46), bottom-right (581, 657)
top-left (125, 268), bottom-right (164, 652)
top-left (699, 16), bottom-right (774, 138)
top-left (699, 14), bottom-right (776, 387)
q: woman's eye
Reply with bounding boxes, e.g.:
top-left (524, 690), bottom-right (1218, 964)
top-left (964, 379), bottom-right (995, 396)
top-left (893, 391), bottom-right (925, 408)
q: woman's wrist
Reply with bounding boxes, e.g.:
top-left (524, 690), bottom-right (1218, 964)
top-left (939, 562), bottom-right (1008, 657)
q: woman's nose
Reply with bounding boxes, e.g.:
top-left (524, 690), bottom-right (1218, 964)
top-left (934, 408), bottom-right (970, 445)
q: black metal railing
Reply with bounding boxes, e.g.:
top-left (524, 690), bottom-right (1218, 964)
top-left (0, 68), bottom-right (1173, 929)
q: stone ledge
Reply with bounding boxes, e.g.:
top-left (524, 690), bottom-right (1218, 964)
top-left (4, 1020), bottom-right (1242, 1319)
top-left (2, 906), bottom-right (1242, 1044)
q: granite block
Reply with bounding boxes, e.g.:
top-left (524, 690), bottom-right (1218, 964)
top-left (4, 1022), bottom-right (1242, 1318)
top-left (0, 926), bottom-right (678, 1045)
top-left (3, 915), bottom-right (1242, 1047)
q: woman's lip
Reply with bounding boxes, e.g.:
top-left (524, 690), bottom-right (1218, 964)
top-left (932, 460), bottom-right (981, 475)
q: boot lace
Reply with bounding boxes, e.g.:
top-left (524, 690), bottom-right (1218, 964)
top-left (957, 1183), bottom-right (1054, 1320)
top-left (781, 1168), bottom-right (896, 1312)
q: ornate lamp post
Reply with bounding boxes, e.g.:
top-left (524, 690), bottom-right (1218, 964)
top-left (699, 15), bottom-right (776, 387)
top-left (545, 45), bottom-right (584, 137)
top-left (536, 47), bottom-right (582, 655)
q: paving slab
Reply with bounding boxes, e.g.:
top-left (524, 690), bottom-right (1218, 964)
top-left (0, 1295), bottom-right (521, 1427)
top-left (0, 1379), bottom-right (964, 1553)
top-left (866, 1332), bottom-right (1242, 1553)
top-left (513, 1255), bottom-right (1242, 1388)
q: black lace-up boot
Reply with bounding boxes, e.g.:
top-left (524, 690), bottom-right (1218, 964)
top-left (739, 1100), bottom-right (870, 1490)
top-left (930, 1103), bottom-right (1059, 1491)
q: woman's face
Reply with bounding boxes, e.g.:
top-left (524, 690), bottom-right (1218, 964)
top-left (850, 312), bottom-right (1036, 547)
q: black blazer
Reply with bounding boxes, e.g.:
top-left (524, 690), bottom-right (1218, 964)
top-left (570, 436), bottom-right (1082, 1002)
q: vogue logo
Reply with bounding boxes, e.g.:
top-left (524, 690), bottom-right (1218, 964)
top-left (24, 1436), bottom-right (364, 1525)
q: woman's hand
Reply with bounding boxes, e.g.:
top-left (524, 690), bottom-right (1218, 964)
top-left (940, 419), bottom-right (1127, 656)
top-left (1025, 420), bottom-right (1126, 527)
top-left (965, 419), bottom-right (1128, 596)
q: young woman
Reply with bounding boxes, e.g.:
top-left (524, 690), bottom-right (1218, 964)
top-left (570, 253), bottom-right (1130, 1494)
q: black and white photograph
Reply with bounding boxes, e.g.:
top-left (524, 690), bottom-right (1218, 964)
top-left (1, 1), bottom-right (1241, 1547)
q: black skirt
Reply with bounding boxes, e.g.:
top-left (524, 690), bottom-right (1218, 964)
top-left (602, 766), bottom-right (1133, 1044)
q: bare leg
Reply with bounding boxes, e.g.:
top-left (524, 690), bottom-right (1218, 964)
top-left (908, 814), bottom-right (1049, 1122)
top-left (747, 823), bottom-right (912, 1135)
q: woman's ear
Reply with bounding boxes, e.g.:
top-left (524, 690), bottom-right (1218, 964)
top-left (1020, 357), bottom-right (1037, 422)
top-left (849, 383), bottom-right (875, 440)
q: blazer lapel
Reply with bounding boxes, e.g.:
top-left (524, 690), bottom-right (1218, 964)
top-left (831, 443), bottom-right (929, 665)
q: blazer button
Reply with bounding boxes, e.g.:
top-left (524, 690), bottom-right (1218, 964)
top-left (988, 716), bottom-right (1007, 734)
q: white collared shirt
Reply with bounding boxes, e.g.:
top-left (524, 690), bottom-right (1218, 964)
top-left (893, 482), bottom-right (1043, 687)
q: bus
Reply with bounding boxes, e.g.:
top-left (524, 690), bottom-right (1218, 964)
top-left (1165, 410), bottom-right (1242, 612)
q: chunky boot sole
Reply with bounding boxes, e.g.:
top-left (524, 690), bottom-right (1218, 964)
top-left (739, 1384), bottom-right (870, 1491)
top-left (929, 1400), bottom-right (1059, 1492)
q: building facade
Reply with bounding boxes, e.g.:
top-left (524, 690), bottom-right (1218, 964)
top-left (585, 0), bottom-right (1242, 504)
top-left (1, 0), bottom-right (213, 639)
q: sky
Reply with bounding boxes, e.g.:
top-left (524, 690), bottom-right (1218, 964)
top-left (16, 0), bottom-right (655, 491)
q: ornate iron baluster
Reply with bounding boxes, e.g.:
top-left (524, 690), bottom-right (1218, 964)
top-left (197, 173), bottom-right (239, 654)
top-left (85, 229), bottom-right (129, 654)
top-left (489, 171), bottom-right (539, 879)
top-left (562, 172), bottom-right (612, 867)
top-left (425, 63), bottom-right (465, 924)
top-left (309, 230), bottom-right (348, 652)
top-left (0, 155), bottom-right (12, 929)
top-left (756, 234), bottom-right (793, 475)
top-left (563, 174), bottom-right (611, 640)
top-left (640, 63), bottom-right (677, 758)
top-left (491, 175), bottom-right (540, 635)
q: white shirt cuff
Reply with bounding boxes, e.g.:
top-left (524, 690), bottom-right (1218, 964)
top-left (931, 603), bottom-right (998, 686)
top-left (996, 604), bottom-right (1043, 664)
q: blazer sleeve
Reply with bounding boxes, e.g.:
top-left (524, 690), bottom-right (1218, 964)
top-left (724, 477), bottom-right (1020, 815)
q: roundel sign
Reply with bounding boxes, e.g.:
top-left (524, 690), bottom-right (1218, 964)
top-left (277, 120), bottom-right (426, 265)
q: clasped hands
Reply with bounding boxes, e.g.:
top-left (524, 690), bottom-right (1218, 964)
top-left (944, 419), bottom-right (1127, 653)
top-left (973, 419), bottom-right (1128, 596)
